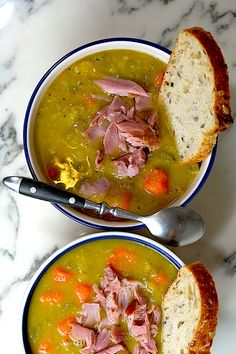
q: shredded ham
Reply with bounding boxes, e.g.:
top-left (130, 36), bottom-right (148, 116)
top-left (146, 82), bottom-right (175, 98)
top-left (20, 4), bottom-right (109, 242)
top-left (69, 266), bottom-right (160, 354)
top-left (82, 76), bottom-right (160, 180)
top-left (113, 148), bottom-right (147, 178)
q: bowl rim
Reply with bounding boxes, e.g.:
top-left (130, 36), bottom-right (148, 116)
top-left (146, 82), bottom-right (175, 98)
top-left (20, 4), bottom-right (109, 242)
top-left (23, 36), bottom-right (217, 229)
top-left (20, 231), bottom-right (185, 353)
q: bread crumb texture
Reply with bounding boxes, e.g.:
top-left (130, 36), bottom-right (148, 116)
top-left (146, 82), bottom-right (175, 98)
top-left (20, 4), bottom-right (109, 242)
top-left (159, 27), bottom-right (233, 163)
top-left (162, 261), bottom-right (218, 354)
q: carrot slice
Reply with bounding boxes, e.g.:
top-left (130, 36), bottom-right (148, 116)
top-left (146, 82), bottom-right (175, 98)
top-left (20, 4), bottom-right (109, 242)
top-left (37, 340), bottom-right (53, 353)
top-left (154, 272), bottom-right (169, 284)
top-left (154, 71), bottom-right (165, 86)
top-left (40, 290), bottom-right (63, 304)
top-left (52, 267), bottom-right (74, 282)
top-left (106, 189), bottom-right (132, 210)
top-left (108, 247), bottom-right (137, 271)
top-left (58, 316), bottom-right (77, 336)
top-left (144, 169), bottom-right (169, 195)
top-left (75, 282), bottom-right (92, 303)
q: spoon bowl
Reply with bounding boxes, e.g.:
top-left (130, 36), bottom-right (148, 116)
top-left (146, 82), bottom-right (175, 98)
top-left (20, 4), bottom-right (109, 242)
top-left (3, 176), bottom-right (205, 247)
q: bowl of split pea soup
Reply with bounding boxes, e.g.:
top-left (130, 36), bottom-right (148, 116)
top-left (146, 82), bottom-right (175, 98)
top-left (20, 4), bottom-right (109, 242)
top-left (23, 38), bottom-right (216, 229)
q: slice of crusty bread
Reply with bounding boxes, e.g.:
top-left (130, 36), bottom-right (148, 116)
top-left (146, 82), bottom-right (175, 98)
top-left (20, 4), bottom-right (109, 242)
top-left (159, 27), bottom-right (233, 163)
top-left (162, 261), bottom-right (218, 354)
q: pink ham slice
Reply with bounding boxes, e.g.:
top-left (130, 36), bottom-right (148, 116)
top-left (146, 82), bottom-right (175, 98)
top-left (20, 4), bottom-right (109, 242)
top-left (113, 148), bottom-right (147, 178)
top-left (108, 95), bottom-right (124, 111)
top-left (95, 77), bottom-right (148, 97)
top-left (96, 344), bottom-right (124, 354)
top-left (134, 344), bottom-right (149, 354)
top-left (104, 292), bottom-right (121, 324)
top-left (135, 95), bottom-right (152, 111)
top-left (126, 300), bottom-right (158, 354)
top-left (83, 121), bottom-right (108, 140)
top-left (93, 284), bottom-right (107, 308)
top-left (90, 106), bottom-right (109, 126)
top-left (139, 336), bottom-right (157, 354)
top-left (69, 323), bottom-right (96, 352)
top-left (77, 303), bottom-right (101, 329)
top-left (95, 149), bottom-right (105, 169)
top-left (146, 111), bottom-right (157, 129)
top-left (107, 111), bottom-right (128, 124)
top-left (80, 177), bottom-right (110, 197)
top-left (110, 326), bottom-right (124, 344)
top-left (104, 122), bottom-right (127, 155)
top-left (94, 328), bottom-right (111, 352)
top-left (117, 121), bottom-right (159, 151)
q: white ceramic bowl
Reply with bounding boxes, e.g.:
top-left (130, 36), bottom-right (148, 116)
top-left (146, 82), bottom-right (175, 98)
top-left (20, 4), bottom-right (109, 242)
top-left (23, 38), bottom-right (216, 230)
top-left (21, 231), bottom-right (184, 353)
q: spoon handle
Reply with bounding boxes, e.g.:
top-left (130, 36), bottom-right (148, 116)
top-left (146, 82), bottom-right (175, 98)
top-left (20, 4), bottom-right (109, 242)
top-left (2, 176), bottom-right (86, 208)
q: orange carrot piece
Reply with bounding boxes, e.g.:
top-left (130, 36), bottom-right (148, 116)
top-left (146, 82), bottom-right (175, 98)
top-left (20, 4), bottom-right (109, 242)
top-left (37, 340), bottom-right (53, 353)
top-left (40, 290), bottom-right (63, 304)
top-left (58, 316), bottom-right (77, 336)
top-left (154, 272), bottom-right (169, 284)
top-left (154, 71), bottom-right (165, 86)
top-left (115, 190), bottom-right (132, 210)
top-left (144, 169), bottom-right (169, 195)
top-left (52, 267), bottom-right (74, 282)
top-left (108, 247), bottom-right (137, 271)
top-left (106, 189), bottom-right (132, 210)
top-left (75, 282), bottom-right (92, 303)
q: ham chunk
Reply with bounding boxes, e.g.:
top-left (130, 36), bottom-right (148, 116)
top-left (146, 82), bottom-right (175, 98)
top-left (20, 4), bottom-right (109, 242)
top-left (77, 303), bottom-right (101, 329)
top-left (83, 122), bottom-right (108, 140)
top-left (135, 95), bottom-right (152, 111)
top-left (103, 122), bottom-right (127, 155)
top-left (94, 328), bottom-right (111, 352)
top-left (95, 77), bottom-right (148, 97)
top-left (69, 266), bottom-right (160, 354)
top-left (110, 326), bottom-right (124, 344)
top-left (69, 323), bottom-right (96, 351)
top-left (80, 177), bottom-right (110, 198)
top-left (113, 148), bottom-right (147, 178)
top-left (117, 121), bottom-right (159, 151)
top-left (96, 344), bottom-right (124, 354)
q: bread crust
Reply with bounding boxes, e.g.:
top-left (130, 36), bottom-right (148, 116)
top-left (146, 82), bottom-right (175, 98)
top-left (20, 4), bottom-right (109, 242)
top-left (184, 27), bottom-right (233, 131)
top-left (184, 262), bottom-right (218, 353)
top-left (184, 133), bottom-right (217, 164)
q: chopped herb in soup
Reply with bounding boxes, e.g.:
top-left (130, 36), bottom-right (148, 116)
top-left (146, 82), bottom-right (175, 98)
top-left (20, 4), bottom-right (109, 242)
top-left (34, 50), bottom-right (199, 215)
top-left (27, 239), bottom-right (178, 354)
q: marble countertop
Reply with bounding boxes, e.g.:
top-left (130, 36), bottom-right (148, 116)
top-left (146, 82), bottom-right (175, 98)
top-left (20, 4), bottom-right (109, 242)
top-left (0, 0), bottom-right (236, 353)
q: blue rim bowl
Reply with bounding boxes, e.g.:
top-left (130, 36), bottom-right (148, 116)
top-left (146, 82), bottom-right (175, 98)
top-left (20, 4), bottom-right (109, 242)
top-left (21, 231), bottom-right (185, 353)
top-left (23, 37), bottom-right (217, 230)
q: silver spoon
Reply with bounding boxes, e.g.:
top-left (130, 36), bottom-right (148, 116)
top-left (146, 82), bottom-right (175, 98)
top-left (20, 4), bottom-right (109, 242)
top-left (2, 176), bottom-right (205, 247)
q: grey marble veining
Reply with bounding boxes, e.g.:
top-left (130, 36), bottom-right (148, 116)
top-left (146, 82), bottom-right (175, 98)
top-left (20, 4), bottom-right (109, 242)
top-left (224, 251), bottom-right (236, 275)
top-left (0, 113), bottom-right (23, 166)
top-left (0, 0), bottom-right (236, 353)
